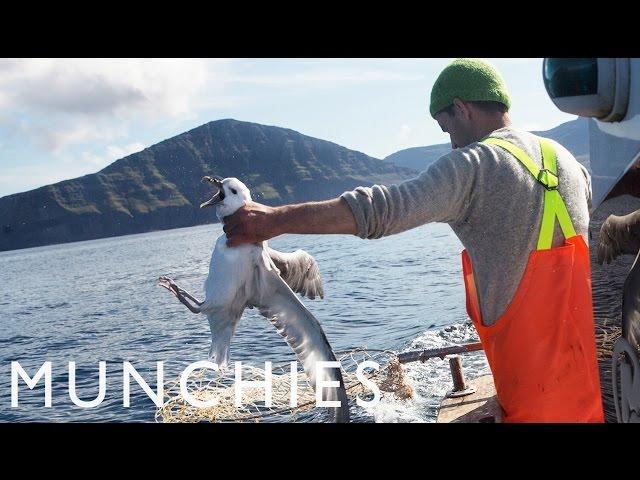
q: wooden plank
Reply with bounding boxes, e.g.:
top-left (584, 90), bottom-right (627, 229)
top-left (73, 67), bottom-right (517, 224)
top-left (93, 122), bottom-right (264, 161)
top-left (436, 375), bottom-right (503, 423)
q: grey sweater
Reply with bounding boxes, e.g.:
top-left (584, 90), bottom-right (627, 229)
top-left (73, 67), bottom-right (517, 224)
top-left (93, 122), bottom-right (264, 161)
top-left (340, 127), bottom-right (592, 326)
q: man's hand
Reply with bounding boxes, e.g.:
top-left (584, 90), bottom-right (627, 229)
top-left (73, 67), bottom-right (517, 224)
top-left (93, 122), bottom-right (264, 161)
top-left (223, 201), bottom-right (281, 247)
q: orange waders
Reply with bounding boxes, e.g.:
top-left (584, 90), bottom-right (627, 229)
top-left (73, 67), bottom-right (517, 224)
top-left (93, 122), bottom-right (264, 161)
top-left (462, 137), bottom-right (604, 423)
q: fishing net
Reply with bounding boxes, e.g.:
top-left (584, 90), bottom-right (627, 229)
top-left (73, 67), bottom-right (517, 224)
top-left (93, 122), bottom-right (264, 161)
top-left (155, 326), bottom-right (620, 423)
top-left (155, 348), bottom-right (412, 423)
top-left (595, 324), bottom-right (622, 360)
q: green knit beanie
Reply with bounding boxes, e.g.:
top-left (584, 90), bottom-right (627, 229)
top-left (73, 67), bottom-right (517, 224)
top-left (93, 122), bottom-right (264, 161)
top-left (429, 58), bottom-right (511, 118)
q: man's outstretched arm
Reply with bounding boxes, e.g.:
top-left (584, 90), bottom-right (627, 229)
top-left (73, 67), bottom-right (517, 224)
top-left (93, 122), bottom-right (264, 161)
top-left (223, 197), bottom-right (357, 247)
top-left (223, 149), bottom-right (476, 247)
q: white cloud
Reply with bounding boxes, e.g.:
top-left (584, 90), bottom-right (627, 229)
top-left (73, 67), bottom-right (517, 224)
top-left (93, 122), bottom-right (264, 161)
top-left (397, 124), bottom-right (411, 142)
top-left (106, 142), bottom-right (145, 160)
top-left (0, 59), bottom-right (218, 118)
top-left (0, 58), bottom-right (428, 161)
top-left (0, 58), bottom-right (232, 155)
top-left (73, 142), bottom-right (146, 169)
top-left (227, 68), bottom-right (425, 88)
top-left (0, 141), bottom-right (146, 197)
top-left (30, 122), bottom-right (123, 152)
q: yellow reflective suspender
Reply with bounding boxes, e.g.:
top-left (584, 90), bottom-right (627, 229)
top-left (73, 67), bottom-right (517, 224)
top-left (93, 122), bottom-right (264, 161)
top-left (482, 137), bottom-right (577, 250)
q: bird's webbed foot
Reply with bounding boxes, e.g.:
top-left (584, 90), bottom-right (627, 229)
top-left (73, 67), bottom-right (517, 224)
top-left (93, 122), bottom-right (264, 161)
top-left (158, 275), bottom-right (203, 313)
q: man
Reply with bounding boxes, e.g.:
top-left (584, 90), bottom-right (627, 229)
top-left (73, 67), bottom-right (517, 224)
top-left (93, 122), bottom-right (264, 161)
top-left (222, 59), bottom-right (604, 422)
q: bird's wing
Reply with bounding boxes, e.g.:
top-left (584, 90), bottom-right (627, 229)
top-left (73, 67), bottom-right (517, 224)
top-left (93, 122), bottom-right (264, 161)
top-left (598, 210), bottom-right (640, 265)
top-left (266, 246), bottom-right (325, 300)
top-left (249, 249), bottom-right (349, 422)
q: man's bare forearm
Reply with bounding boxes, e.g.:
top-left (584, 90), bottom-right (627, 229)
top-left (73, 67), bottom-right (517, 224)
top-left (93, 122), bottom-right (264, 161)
top-left (222, 197), bottom-right (357, 247)
top-left (274, 198), bottom-right (357, 236)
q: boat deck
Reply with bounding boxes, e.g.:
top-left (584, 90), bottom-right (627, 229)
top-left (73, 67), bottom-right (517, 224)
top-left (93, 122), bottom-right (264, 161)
top-left (437, 375), bottom-right (503, 423)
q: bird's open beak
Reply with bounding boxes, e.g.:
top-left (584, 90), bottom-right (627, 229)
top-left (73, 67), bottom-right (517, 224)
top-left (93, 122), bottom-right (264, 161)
top-left (200, 176), bottom-right (225, 208)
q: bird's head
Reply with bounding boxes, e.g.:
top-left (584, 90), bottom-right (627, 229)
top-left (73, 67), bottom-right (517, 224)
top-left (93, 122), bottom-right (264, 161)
top-left (200, 176), bottom-right (252, 220)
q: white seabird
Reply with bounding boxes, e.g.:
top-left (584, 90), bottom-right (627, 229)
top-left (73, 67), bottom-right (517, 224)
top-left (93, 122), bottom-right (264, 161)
top-left (158, 176), bottom-right (349, 422)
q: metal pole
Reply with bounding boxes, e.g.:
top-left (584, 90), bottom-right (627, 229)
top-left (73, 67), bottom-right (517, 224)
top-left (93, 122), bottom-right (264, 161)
top-left (446, 355), bottom-right (477, 398)
top-left (397, 342), bottom-right (483, 364)
top-left (449, 356), bottom-right (467, 391)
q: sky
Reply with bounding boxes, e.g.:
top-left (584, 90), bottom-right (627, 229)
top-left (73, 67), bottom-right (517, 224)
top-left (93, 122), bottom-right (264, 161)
top-left (0, 58), bottom-right (577, 198)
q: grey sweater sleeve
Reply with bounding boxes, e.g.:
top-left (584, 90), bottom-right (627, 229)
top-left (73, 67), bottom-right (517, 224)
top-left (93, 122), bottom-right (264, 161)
top-left (340, 149), bottom-right (478, 239)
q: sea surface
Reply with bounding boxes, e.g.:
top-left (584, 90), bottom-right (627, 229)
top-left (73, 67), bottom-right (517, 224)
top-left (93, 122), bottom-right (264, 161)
top-left (0, 222), bottom-right (490, 423)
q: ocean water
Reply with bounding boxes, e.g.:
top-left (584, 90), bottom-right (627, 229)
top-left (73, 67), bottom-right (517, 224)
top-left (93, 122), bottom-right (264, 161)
top-left (0, 222), bottom-right (489, 422)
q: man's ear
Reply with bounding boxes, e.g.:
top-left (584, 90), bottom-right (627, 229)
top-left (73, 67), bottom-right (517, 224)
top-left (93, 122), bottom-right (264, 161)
top-left (452, 98), bottom-right (470, 120)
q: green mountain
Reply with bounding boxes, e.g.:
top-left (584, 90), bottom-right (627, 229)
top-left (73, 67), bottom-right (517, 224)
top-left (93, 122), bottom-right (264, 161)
top-left (0, 119), bottom-right (418, 252)
top-left (384, 117), bottom-right (590, 171)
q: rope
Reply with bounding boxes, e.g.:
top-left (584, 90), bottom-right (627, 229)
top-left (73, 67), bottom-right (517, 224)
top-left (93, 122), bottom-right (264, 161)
top-left (155, 348), bottom-right (409, 423)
